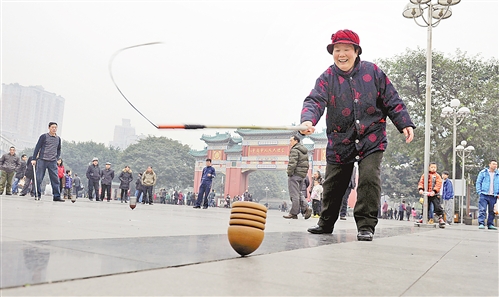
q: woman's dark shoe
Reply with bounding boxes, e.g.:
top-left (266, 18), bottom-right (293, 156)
top-left (307, 225), bottom-right (333, 234)
top-left (357, 230), bottom-right (374, 241)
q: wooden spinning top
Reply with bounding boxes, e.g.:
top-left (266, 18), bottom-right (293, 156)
top-left (227, 201), bottom-right (267, 256)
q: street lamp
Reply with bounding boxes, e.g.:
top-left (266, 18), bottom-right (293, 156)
top-left (264, 187), bottom-right (269, 207)
top-left (403, 0), bottom-right (460, 223)
top-left (441, 99), bottom-right (470, 217)
top-left (456, 140), bottom-right (474, 224)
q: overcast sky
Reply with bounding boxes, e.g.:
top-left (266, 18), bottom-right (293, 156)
top-left (2, 0), bottom-right (498, 150)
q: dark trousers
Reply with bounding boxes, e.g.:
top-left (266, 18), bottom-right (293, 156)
top-left (20, 177), bottom-right (35, 196)
top-left (101, 184), bottom-right (111, 201)
top-left (35, 159), bottom-right (60, 199)
top-left (88, 179), bottom-right (100, 200)
top-left (319, 151), bottom-right (383, 233)
top-left (312, 199), bottom-right (321, 216)
top-left (143, 185), bottom-right (153, 204)
top-left (340, 187), bottom-right (352, 217)
top-left (120, 189), bottom-right (128, 201)
top-left (196, 183), bottom-right (211, 207)
top-left (428, 195), bottom-right (443, 217)
top-left (478, 194), bottom-right (497, 226)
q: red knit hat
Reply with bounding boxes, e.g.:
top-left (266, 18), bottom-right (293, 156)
top-left (326, 29), bottom-right (362, 55)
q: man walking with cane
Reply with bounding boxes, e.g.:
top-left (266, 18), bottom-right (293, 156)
top-left (31, 122), bottom-right (64, 201)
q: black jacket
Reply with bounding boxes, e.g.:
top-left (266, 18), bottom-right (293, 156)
top-left (100, 169), bottom-right (115, 185)
top-left (86, 164), bottom-right (101, 180)
top-left (119, 170), bottom-right (133, 189)
top-left (15, 160), bottom-right (27, 179)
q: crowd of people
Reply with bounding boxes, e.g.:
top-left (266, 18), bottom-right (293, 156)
top-left (1, 29), bottom-right (499, 241)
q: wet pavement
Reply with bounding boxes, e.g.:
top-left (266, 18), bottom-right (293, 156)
top-left (1, 195), bottom-right (497, 296)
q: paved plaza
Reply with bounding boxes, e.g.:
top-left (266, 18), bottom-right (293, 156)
top-left (1, 195), bottom-right (498, 296)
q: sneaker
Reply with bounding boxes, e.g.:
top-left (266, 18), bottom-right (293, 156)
top-left (313, 214), bottom-right (320, 218)
top-left (478, 225), bottom-right (485, 229)
top-left (488, 225), bottom-right (497, 230)
top-left (283, 214), bottom-right (298, 219)
top-left (357, 230), bottom-right (374, 241)
top-left (340, 216), bottom-right (347, 220)
top-left (307, 225), bottom-right (333, 234)
top-left (428, 219), bottom-right (434, 224)
top-left (304, 207), bottom-right (312, 220)
top-left (438, 217), bottom-right (445, 228)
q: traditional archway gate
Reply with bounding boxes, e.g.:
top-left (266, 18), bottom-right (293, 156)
top-left (190, 129), bottom-right (332, 199)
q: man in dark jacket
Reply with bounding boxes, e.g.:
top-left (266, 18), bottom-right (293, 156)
top-left (100, 162), bottom-right (115, 202)
top-left (0, 147), bottom-right (21, 195)
top-left (20, 156), bottom-right (35, 197)
top-left (135, 173), bottom-right (144, 203)
top-left (194, 159), bottom-right (216, 209)
top-left (32, 122), bottom-right (63, 201)
top-left (283, 135), bottom-right (312, 220)
top-left (86, 157), bottom-right (101, 201)
top-left (73, 173), bottom-right (81, 198)
top-left (12, 154), bottom-right (27, 194)
top-left (299, 29), bottom-right (415, 241)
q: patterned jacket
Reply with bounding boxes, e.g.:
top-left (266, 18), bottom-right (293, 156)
top-left (301, 60), bottom-right (415, 164)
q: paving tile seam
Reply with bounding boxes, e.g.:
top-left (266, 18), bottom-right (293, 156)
top-left (1, 226), bottom-right (430, 290)
top-left (399, 238), bottom-right (463, 297)
top-left (0, 251), bottom-right (244, 290)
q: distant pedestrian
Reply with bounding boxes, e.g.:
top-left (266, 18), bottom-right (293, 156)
top-left (194, 159), bottom-right (216, 209)
top-left (159, 188), bottom-right (167, 204)
top-left (73, 173), bottom-right (81, 198)
top-left (411, 207), bottom-right (417, 221)
top-left (57, 158), bottom-right (65, 193)
top-left (310, 179), bottom-right (323, 218)
top-left (135, 173), bottom-right (144, 203)
top-left (12, 154), bottom-right (27, 194)
top-left (31, 122), bottom-right (63, 201)
top-left (476, 159), bottom-right (499, 230)
top-left (118, 165), bottom-right (133, 203)
top-left (283, 135), bottom-right (312, 220)
top-left (63, 170), bottom-right (73, 200)
top-left (141, 166), bottom-right (156, 205)
top-left (418, 162), bottom-right (445, 228)
top-left (382, 201), bottom-right (389, 219)
top-left (441, 171), bottom-right (454, 225)
top-left (86, 157), bottom-right (101, 201)
top-left (0, 147), bottom-right (21, 195)
top-left (19, 156), bottom-right (36, 197)
top-left (243, 189), bottom-right (252, 202)
top-left (399, 201), bottom-right (406, 221)
top-left (208, 189), bottom-right (216, 207)
top-left (406, 203), bottom-right (411, 221)
top-left (100, 162), bottom-right (115, 202)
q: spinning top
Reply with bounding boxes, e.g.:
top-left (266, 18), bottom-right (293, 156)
top-left (228, 201), bottom-right (267, 256)
top-left (129, 196), bottom-right (137, 210)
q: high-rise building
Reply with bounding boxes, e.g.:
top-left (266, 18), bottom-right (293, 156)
top-left (109, 119), bottom-right (142, 150)
top-left (1, 83), bottom-right (65, 154)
